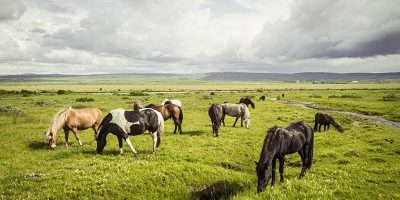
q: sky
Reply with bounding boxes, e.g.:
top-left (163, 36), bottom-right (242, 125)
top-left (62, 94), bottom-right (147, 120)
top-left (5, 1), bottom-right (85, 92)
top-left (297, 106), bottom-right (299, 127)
top-left (0, 0), bottom-right (399, 74)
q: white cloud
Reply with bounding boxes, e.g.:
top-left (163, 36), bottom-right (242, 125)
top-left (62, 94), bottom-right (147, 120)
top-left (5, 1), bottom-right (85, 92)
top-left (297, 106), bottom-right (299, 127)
top-left (0, 0), bottom-right (398, 74)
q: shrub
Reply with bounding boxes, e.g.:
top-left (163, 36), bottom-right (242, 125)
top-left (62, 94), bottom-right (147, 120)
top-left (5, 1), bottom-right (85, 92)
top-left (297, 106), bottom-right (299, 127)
top-left (0, 106), bottom-right (24, 116)
top-left (129, 91), bottom-right (149, 96)
top-left (381, 93), bottom-right (399, 101)
top-left (76, 97), bottom-right (94, 102)
top-left (328, 94), bottom-right (361, 98)
top-left (34, 100), bottom-right (46, 106)
top-left (57, 90), bottom-right (67, 95)
top-left (309, 94), bottom-right (322, 98)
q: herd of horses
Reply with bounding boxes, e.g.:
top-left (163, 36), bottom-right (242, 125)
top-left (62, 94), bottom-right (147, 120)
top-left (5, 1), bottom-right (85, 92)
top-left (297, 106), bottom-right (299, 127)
top-left (43, 96), bottom-right (344, 193)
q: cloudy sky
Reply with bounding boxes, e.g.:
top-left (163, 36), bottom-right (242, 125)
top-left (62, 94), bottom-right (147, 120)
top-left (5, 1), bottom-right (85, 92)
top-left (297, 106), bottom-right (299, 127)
top-left (0, 0), bottom-right (399, 74)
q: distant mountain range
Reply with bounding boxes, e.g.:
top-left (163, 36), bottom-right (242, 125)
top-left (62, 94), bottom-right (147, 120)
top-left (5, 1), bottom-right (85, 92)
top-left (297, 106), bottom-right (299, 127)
top-left (0, 72), bottom-right (399, 81)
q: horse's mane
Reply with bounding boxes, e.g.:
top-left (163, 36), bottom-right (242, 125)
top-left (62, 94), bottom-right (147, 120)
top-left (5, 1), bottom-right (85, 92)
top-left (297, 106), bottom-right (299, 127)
top-left (47, 107), bottom-right (71, 137)
top-left (259, 125), bottom-right (280, 164)
top-left (325, 114), bottom-right (343, 132)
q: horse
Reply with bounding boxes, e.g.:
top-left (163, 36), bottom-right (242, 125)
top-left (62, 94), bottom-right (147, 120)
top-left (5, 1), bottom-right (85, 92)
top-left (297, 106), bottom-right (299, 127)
top-left (221, 103), bottom-right (250, 128)
top-left (208, 104), bottom-right (223, 137)
top-left (162, 99), bottom-right (182, 108)
top-left (259, 95), bottom-right (265, 101)
top-left (132, 101), bottom-right (143, 110)
top-left (239, 97), bottom-right (255, 109)
top-left (314, 113), bottom-right (344, 133)
top-left (145, 103), bottom-right (183, 134)
top-left (96, 108), bottom-right (164, 156)
top-left (255, 121), bottom-right (314, 193)
top-left (44, 107), bottom-right (102, 150)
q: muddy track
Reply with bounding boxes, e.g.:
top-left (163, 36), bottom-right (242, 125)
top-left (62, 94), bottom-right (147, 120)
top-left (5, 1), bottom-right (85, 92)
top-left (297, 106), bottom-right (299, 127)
top-left (278, 99), bottom-right (400, 129)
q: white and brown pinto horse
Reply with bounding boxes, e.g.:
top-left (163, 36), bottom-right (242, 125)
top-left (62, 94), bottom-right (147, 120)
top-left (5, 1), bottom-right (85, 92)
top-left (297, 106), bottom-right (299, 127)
top-left (96, 108), bottom-right (164, 156)
top-left (44, 107), bottom-right (102, 150)
top-left (162, 99), bottom-right (182, 108)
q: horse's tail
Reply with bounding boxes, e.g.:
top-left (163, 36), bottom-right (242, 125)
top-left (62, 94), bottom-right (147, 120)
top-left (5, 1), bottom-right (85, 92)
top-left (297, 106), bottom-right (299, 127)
top-left (314, 113), bottom-right (319, 131)
top-left (155, 111), bottom-right (164, 147)
top-left (306, 127), bottom-right (314, 169)
top-left (178, 106), bottom-right (183, 125)
top-left (97, 113), bottom-right (112, 139)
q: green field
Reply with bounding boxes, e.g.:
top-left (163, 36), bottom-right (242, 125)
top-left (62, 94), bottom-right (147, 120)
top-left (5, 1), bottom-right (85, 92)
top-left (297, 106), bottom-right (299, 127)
top-left (0, 81), bottom-right (399, 199)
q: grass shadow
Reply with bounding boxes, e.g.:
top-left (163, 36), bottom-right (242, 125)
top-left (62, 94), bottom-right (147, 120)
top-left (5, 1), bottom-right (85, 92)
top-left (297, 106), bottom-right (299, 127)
top-left (191, 181), bottom-right (244, 200)
top-left (28, 141), bottom-right (49, 150)
top-left (183, 130), bottom-right (207, 136)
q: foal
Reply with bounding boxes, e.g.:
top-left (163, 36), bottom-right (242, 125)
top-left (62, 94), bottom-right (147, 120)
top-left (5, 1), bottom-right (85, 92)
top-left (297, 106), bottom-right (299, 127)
top-left (314, 113), bottom-right (344, 133)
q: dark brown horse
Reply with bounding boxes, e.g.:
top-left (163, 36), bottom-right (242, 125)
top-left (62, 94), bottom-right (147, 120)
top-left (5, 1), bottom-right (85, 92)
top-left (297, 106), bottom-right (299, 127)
top-left (239, 96), bottom-right (255, 109)
top-left (255, 121), bottom-right (314, 193)
top-left (145, 104), bottom-right (183, 134)
top-left (314, 113), bottom-right (344, 133)
top-left (259, 95), bottom-right (265, 101)
top-left (208, 104), bottom-right (223, 137)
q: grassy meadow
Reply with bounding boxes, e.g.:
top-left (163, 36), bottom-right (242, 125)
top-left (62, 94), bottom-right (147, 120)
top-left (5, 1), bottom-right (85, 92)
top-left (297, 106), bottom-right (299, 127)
top-left (0, 81), bottom-right (399, 199)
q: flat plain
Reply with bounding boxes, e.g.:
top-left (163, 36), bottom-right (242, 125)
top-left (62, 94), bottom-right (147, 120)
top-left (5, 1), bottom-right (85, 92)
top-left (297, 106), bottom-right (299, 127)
top-left (0, 80), bottom-right (399, 199)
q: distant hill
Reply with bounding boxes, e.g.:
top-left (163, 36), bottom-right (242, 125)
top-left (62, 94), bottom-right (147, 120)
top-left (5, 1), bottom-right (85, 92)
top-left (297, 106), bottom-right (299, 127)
top-left (0, 72), bottom-right (399, 81)
top-left (202, 72), bottom-right (400, 81)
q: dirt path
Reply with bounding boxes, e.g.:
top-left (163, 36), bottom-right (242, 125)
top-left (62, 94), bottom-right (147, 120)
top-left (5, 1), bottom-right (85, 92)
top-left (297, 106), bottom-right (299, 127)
top-left (279, 99), bottom-right (400, 129)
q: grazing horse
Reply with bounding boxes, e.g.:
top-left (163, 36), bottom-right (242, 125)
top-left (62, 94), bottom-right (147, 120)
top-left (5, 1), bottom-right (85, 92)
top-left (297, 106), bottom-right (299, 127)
top-left (162, 99), bottom-right (182, 108)
top-left (132, 101), bottom-right (143, 110)
top-left (255, 121), bottom-right (314, 193)
top-left (96, 108), bottom-right (164, 156)
top-left (221, 103), bottom-right (250, 128)
top-left (145, 103), bottom-right (183, 134)
top-left (208, 104), bottom-right (223, 137)
top-left (314, 113), bottom-right (344, 133)
top-left (44, 107), bottom-right (102, 150)
top-left (239, 97), bottom-right (255, 109)
top-left (259, 95), bottom-right (266, 101)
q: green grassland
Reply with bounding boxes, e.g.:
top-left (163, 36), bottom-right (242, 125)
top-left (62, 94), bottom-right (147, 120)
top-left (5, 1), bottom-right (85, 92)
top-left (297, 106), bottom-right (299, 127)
top-left (0, 82), bottom-right (399, 199)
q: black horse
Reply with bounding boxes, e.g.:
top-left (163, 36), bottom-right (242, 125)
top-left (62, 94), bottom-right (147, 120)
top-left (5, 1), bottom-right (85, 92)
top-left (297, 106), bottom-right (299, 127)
top-left (208, 104), bottom-right (223, 137)
top-left (314, 113), bottom-right (344, 133)
top-left (239, 97), bottom-right (255, 109)
top-left (259, 95), bottom-right (265, 101)
top-left (96, 108), bottom-right (164, 156)
top-left (255, 121), bottom-right (314, 193)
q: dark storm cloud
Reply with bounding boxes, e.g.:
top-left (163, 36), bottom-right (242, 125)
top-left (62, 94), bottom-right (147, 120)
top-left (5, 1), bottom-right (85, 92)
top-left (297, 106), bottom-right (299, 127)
top-left (253, 0), bottom-right (400, 60)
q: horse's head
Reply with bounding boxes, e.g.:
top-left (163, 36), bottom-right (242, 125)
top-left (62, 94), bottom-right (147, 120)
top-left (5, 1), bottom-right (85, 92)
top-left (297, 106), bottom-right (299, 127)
top-left (96, 132), bottom-right (107, 153)
top-left (44, 129), bottom-right (57, 150)
top-left (255, 161), bottom-right (271, 193)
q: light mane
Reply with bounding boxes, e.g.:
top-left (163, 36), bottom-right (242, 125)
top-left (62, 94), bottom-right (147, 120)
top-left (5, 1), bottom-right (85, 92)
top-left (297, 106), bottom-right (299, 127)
top-left (46, 107), bottom-right (72, 137)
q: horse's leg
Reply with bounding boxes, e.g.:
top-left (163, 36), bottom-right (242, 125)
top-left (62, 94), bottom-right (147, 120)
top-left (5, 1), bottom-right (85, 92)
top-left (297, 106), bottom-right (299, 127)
top-left (150, 132), bottom-right (158, 154)
top-left (233, 116), bottom-right (239, 127)
top-left (271, 157), bottom-right (277, 186)
top-left (92, 124), bottom-right (98, 142)
top-left (327, 124), bottom-right (330, 130)
top-left (240, 115), bottom-right (243, 127)
top-left (318, 124), bottom-right (322, 132)
top-left (117, 136), bottom-right (123, 154)
top-left (64, 128), bottom-right (69, 147)
top-left (71, 128), bottom-right (83, 146)
top-left (279, 156), bottom-right (285, 183)
top-left (124, 137), bottom-right (139, 157)
top-left (221, 114), bottom-right (225, 126)
top-left (298, 149), bottom-right (306, 178)
top-left (172, 115), bottom-right (178, 134)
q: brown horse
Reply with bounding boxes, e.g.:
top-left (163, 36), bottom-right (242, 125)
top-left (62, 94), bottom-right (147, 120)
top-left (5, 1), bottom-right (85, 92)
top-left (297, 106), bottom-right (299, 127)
top-left (145, 104), bottom-right (183, 134)
top-left (44, 107), bottom-right (102, 149)
top-left (132, 101), bottom-right (143, 110)
top-left (208, 103), bottom-right (223, 137)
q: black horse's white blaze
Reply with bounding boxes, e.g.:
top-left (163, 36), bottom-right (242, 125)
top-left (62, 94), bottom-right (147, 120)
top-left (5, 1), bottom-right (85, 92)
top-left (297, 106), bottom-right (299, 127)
top-left (96, 108), bottom-right (164, 156)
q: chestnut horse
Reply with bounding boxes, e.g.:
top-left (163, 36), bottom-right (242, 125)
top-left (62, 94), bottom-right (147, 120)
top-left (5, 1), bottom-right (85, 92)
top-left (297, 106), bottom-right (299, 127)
top-left (145, 104), bottom-right (183, 134)
top-left (44, 107), bottom-right (102, 149)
